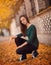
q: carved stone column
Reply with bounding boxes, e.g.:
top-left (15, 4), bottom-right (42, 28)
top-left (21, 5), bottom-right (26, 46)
top-left (24, 0), bottom-right (32, 17)
top-left (34, 0), bottom-right (39, 14)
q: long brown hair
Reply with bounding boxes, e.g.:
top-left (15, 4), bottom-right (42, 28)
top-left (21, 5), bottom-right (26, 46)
top-left (19, 15), bottom-right (30, 36)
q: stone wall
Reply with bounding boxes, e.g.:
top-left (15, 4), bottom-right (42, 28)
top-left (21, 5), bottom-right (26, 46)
top-left (38, 0), bottom-right (46, 10)
top-left (15, 3), bottom-right (26, 26)
top-left (30, 9), bottom-right (51, 45)
top-left (37, 0), bottom-right (49, 11)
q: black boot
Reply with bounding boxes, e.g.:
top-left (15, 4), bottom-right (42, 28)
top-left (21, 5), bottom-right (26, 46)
top-left (32, 50), bottom-right (38, 58)
top-left (19, 54), bottom-right (27, 61)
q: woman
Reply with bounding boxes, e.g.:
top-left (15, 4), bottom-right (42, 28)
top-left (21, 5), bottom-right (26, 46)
top-left (11, 15), bottom-right (39, 61)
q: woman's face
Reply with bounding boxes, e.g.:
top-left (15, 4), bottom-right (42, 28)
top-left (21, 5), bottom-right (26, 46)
top-left (20, 17), bottom-right (27, 25)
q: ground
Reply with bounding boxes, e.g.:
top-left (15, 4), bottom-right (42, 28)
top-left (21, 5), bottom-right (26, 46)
top-left (0, 39), bottom-right (51, 65)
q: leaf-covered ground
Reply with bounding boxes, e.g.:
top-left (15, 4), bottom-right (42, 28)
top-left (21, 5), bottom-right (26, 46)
top-left (0, 40), bottom-right (51, 65)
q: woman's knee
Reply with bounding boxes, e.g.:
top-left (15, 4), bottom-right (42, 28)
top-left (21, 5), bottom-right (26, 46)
top-left (16, 49), bottom-right (21, 54)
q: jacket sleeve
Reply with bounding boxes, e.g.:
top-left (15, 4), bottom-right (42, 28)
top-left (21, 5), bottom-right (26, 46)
top-left (17, 33), bottom-right (23, 37)
top-left (26, 26), bottom-right (36, 44)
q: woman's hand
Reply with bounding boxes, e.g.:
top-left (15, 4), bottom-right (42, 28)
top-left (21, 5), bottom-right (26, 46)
top-left (9, 36), bottom-right (17, 44)
top-left (21, 36), bottom-right (25, 39)
top-left (17, 46), bottom-right (21, 50)
top-left (21, 36), bottom-right (28, 40)
top-left (10, 35), bottom-right (17, 39)
top-left (16, 42), bottom-right (28, 49)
